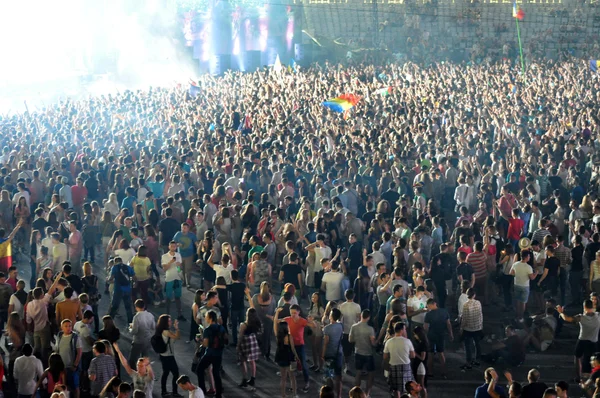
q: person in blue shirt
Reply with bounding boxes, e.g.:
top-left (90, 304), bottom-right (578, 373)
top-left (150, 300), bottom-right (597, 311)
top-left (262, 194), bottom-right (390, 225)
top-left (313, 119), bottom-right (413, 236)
top-left (173, 223), bottom-right (197, 287)
top-left (571, 176), bottom-right (585, 205)
top-left (121, 187), bottom-right (137, 216)
top-left (474, 367), bottom-right (506, 398)
top-left (147, 174), bottom-right (166, 202)
top-left (108, 256), bottom-right (135, 323)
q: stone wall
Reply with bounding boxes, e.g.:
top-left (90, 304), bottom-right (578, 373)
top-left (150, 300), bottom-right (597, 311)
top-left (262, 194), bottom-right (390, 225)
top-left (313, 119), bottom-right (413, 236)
top-left (297, 0), bottom-right (600, 62)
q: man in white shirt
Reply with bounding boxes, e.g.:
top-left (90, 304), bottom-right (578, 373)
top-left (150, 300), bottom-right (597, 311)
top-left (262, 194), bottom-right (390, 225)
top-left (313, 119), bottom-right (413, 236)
top-left (177, 374), bottom-right (206, 398)
top-left (13, 343), bottom-right (44, 397)
top-left (510, 251), bottom-right (536, 321)
top-left (383, 322), bottom-right (415, 395)
top-left (224, 169), bottom-right (241, 191)
top-left (307, 234), bottom-right (332, 291)
top-left (407, 286), bottom-right (429, 331)
top-left (207, 251), bottom-right (234, 285)
top-left (321, 261), bottom-right (345, 302)
top-left (161, 240), bottom-right (185, 321)
top-left (453, 177), bottom-right (471, 212)
top-left (339, 289), bottom-right (362, 374)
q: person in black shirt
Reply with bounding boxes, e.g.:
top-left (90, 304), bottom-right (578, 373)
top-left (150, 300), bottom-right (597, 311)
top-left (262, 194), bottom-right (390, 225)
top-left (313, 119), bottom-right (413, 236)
top-left (539, 245), bottom-right (560, 297)
top-left (361, 201), bottom-right (376, 232)
top-left (571, 236), bottom-right (585, 306)
top-left (456, 251), bottom-right (474, 290)
top-left (381, 181), bottom-right (401, 214)
top-left (32, 208), bottom-right (49, 238)
top-left (452, 219), bottom-right (474, 248)
top-left (347, 234), bottom-right (362, 285)
top-left (228, 270), bottom-right (246, 346)
top-left (197, 310), bottom-right (227, 398)
top-left (62, 263), bottom-right (82, 294)
top-left (279, 253), bottom-right (303, 294)
top-left (158, 208), bottom-right (180, 251)
top-left (585, 233), bottom-right (600, 268)
top-left (519, 368), bottom-right (548, 398)
top-left (430, 244), bottom-right (453, 308)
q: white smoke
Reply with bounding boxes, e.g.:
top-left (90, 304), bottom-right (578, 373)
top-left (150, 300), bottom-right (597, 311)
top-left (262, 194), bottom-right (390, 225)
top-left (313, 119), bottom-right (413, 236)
top-left (0, 0), bottom-right (196, 113)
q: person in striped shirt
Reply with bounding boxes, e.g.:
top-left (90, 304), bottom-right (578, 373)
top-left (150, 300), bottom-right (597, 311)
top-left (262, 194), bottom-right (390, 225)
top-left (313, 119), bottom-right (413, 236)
top-left (467, 242), bottom-right (488, 305)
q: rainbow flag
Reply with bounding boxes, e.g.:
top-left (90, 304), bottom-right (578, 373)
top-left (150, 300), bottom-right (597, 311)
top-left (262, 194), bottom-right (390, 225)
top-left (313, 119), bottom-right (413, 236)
top-left (0, 239), bottom-right (12, 273)
top-left (513, 1), bottom-right (525, 20)
top-left (590, 59), bottom-right (598, 72)
top-left (322, 93), bottom-right (361, 113)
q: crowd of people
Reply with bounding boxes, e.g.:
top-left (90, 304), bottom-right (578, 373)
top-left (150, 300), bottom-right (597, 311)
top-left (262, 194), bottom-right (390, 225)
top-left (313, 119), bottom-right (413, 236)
top-left (0, 56), bottom-right (600, 398)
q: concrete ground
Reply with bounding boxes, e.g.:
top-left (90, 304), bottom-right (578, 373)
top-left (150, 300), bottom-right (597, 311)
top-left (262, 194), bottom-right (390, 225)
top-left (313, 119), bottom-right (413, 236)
top-left (10, 247), bottom-right (589, 398)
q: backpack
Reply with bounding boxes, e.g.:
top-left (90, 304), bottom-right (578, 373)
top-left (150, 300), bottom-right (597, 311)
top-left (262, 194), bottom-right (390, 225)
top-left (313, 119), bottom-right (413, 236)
top-left (115, 263), bottom-right (132, 287)
top-left (55, 332), bottom-right (80, 368)
top-left (151, 334), bottom-right (169, 354)
top-left (82, 275), bottom-right (100, 305)
top-left (209, 325), bottom-right (228, 350)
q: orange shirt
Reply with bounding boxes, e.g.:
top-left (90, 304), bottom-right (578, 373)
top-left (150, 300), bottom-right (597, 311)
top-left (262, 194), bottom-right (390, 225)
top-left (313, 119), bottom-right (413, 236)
top-left (56, 299), bottom-right (81, 325)
top-left (285, 316), bottom-right (308, 346)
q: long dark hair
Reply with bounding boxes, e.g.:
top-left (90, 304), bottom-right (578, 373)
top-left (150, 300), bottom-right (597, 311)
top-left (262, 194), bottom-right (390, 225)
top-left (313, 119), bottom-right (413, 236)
top-left (156, 314), bottom-right (170, 336)
top-left (310, 292), bottom-right (325, 313)
top-left (386, 315), bottom-right (402, 338)
top-left (101, 315), bottom-right (118, 333)
top-left (276, 321), bottom-right (289, 348)
top-left (245, 308), bottom-right (262, 335)
top-left (194, 289), bottom-right (204, 307)
top-left (48, 353), bottom-right (65, 382)
top-left (413, 325), bottom-right (429, 349)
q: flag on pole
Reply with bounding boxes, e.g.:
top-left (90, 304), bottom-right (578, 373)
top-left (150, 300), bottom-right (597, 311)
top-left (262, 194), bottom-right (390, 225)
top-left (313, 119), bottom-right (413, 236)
top-left (238, 115), bottom-right (252, 134)
top-left (590, 59), bottom-right (598, 72)
top-left (273, 55), bottom-right (283, 73)
top-left (322, 94), bottom-right (361, 113)
top-left (291, 58), bottom-right (298, 73)
top-left (189, 80), bottom-right (200, 97)
top-left (513, 1), bottom-right (525, 20)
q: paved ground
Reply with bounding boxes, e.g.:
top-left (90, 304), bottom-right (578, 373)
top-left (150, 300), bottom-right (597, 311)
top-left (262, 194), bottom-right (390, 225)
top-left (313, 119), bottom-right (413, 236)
top-left (10, 248), bottom-right (589, 398)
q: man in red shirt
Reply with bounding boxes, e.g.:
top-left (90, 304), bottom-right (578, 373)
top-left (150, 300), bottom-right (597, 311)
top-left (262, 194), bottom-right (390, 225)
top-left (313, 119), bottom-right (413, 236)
top-left (504, 208), bottom-right (525, 252)
top-left (275, 304), bottom-right (316, 393)
top-left (70, 177), bottom-right (88, 218)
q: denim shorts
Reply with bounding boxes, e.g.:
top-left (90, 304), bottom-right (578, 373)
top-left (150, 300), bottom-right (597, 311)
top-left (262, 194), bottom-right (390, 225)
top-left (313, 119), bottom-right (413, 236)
top-left (165, 280), bottom-right (182, 299)
top-left (67, 367), bottom-right (80, 389)
top-left (514, 285), bottom-right (530, 303)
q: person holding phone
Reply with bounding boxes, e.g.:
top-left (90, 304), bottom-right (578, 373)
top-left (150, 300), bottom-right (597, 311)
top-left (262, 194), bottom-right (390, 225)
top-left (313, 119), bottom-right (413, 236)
top-left (162, 241), bottom-right (185, 321)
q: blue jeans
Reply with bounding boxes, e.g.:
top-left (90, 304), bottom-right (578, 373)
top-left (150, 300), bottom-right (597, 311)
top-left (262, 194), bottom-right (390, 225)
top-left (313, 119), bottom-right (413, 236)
top-left (109, 288), bottom-right (133, 323)
top-left (295, 344), bottom-right (309, 384)
top-left (230, 308), bottom-right (245, 345)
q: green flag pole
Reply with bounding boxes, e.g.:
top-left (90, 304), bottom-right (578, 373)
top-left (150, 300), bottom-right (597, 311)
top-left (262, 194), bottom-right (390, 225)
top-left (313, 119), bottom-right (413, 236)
top-left (515, 16), bottom-right (525, 75)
